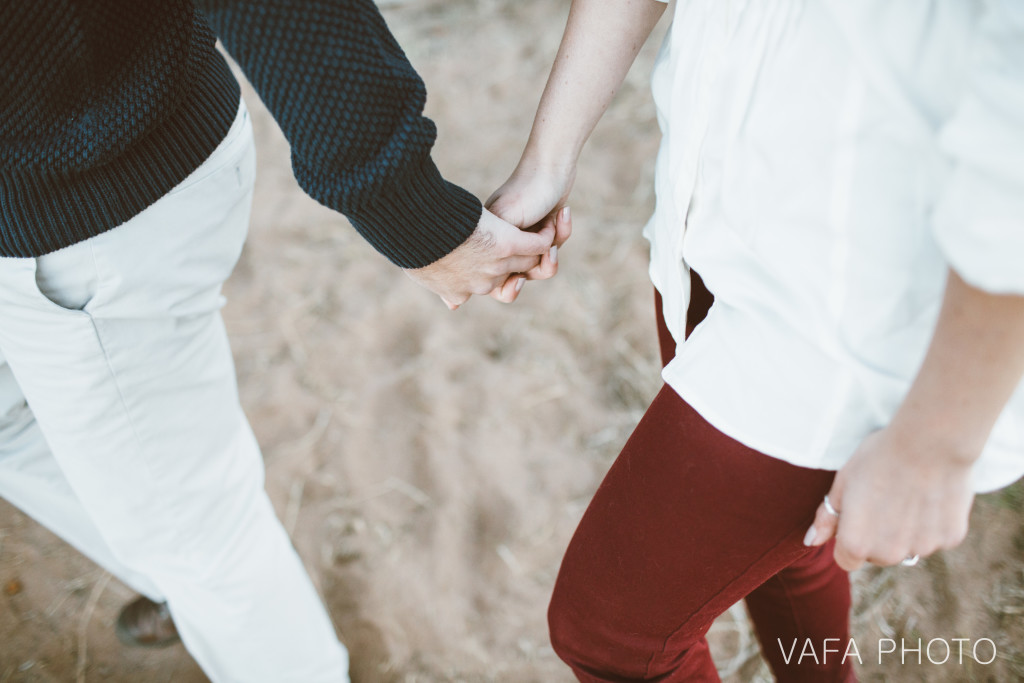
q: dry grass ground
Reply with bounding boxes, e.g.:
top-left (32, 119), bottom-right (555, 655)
top-left (2, 1), bottom-right (1022, 681)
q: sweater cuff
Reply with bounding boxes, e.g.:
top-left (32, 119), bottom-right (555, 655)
top-left (346, 158), bottom-right (482, 269)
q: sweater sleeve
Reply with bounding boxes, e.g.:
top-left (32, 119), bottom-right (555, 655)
top-left (195, 0), bottom-right (481, 268)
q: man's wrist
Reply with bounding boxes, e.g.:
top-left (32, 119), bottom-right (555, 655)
top-left (344, 157), bottom-right (482, 269)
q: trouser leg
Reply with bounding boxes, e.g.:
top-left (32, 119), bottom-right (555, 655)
top-left (663, 274), bottom-right (855, 680)
top-left (0, 104), bottom-right (348, 683)
top-left (548, 284), bottom-right (852, 681)
top-left (547, 386), bottom-right (842, 682)
top-left (0, 356), bottom-right (163, 599)
top-left (745, 541), bottom-right (855, 682)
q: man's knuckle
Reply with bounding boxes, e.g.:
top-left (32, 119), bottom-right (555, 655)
top-left (472, 227), bottom-right (497, 251)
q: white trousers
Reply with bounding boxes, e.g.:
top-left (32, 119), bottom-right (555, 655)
top-left (0, 102), bottom-right (349, 683)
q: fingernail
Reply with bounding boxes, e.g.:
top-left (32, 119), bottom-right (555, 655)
top-left (550, 246), bottom-right (558, 264)
top-left (515, 277), bottom-right (525, 292)
top-left (562, 206), bottom-right (570, 221)
top-left (803, 527), bottom-right (817, 546)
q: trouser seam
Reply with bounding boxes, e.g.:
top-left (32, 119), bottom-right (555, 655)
top-left (644, 522), bottom-right (809, 678)
top-left (773, 564), bottom-right (808, 673)
top-left (82, 312), bottom-right (186, 559)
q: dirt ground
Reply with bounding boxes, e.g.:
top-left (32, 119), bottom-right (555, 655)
top-left (2, 1), bottom-right (1023, 681)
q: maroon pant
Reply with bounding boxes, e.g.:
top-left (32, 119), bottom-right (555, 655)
top-left (548, 274), bottom-right (854, 682)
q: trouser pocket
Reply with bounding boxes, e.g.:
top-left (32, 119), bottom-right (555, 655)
top-left (34, 242), bottom-right (99, 312)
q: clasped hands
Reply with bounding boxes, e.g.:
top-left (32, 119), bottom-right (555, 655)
top-left (405, 163), bottom-right (574, 310)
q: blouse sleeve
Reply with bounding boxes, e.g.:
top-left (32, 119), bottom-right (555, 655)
top-left (932, 0), bottom-right (1024, 294)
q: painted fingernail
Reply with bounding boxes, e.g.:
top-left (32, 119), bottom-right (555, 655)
top-left (550, 246), bottom-right (558, 264)
top-left (515, 277), bottom-right (525, 292)
top-left (803, 527), bottom-right (817, 546)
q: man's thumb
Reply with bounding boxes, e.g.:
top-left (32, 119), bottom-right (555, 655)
top-left (505, 219), bottom-right (554, 256)
top-left (484, 191), bottom-right (526, 228)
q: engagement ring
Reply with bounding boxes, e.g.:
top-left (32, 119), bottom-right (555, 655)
top-left (823, 495), bottom-right (840, 517)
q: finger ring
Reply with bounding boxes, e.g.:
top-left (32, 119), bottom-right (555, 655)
top-left (823, 495), bottom-right (840, 517)
top-left (900, 555), bottom-right (920, 567)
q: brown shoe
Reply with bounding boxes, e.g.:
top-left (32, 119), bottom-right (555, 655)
top-left (115, 596), bottom-right (180, 648)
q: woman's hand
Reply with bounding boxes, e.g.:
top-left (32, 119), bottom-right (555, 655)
top-left (805, 269), bottom-right (1024, 571)
top-left (804, 426), bottom-right (975, 571)
top-left (484, 160), bottom-right (576, 300)
top-left (480, 0), bottom-right (668, 302)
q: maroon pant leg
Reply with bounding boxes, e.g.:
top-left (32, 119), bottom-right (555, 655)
top-left (545, 279), bottom-right (852, 682)
top-left (547, 386), bottom-right (846, 681)
top-left (665, 275), bottom-right (855, 680)
top-left (745, 543), bottom-right (854, 682)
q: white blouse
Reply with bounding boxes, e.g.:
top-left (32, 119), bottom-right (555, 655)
top-left (644, 0), bottom-right (1024, 491)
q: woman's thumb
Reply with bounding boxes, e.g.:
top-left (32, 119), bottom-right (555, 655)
top-left (803, 491), bottom-right (841, 547)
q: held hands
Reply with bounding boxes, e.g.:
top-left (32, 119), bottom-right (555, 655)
top-left (803, 426), bottom-right (975, 571)
top-left (405, 161), bottom-right (575, 310)
top-left (485, 159), bottom-right (576, 295)
top-left (404, 207), bottom-right (559, 309)
top-left (407, 0), bottom-right (662, 309)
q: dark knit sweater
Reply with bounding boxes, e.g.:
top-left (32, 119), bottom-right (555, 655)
top-left (0, 0), bottom-right (481, 268)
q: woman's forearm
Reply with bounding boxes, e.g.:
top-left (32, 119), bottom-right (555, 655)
top-left (807, 268), bottom-right (1024, 568)
top-left (890, 268), bottom-right (1024, 463)
top-left (522, 0), bottom-right (667, 171)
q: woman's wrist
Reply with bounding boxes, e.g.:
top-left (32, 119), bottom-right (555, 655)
top-left (518, 135), bottom-right (580, 181)
top-left (885, 410), bottom-right (983, 469)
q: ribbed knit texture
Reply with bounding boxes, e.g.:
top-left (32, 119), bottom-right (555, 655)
top-left (1, 1), bottom-right (481, 268)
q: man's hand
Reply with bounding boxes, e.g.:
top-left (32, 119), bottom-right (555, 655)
top-left (803, 427), bottom-right (974, 571)
top-left (404, 208), bottom-right (555, 309)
